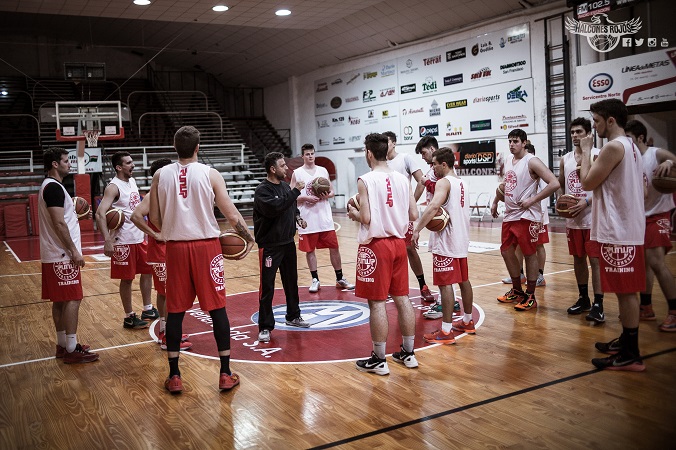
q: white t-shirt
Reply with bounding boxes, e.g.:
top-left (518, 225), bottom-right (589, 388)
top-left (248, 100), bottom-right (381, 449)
top-left (429, 174), bottom-right (470, 258)
top-left (357, 170), bottom-right (410, 244)
top-left (293, 165), bottom-right (334, 234)
top-left (642, 146), bottom-right (675, 217)
top-left (110, 177), bottom-right (144, 245)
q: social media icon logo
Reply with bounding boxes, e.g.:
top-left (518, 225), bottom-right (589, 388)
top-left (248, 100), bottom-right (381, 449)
top-left (635, 38), bottom-right (644, 46)
top-left (622, 37), bottom-right (632, 47)
top-left (661, 38), bottom-right (669, 47)
top-left (648, 38), bottom-right (656, 47)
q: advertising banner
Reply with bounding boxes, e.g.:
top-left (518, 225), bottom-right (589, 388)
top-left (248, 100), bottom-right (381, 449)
top-left (68, 147), bottom-right (102, 173)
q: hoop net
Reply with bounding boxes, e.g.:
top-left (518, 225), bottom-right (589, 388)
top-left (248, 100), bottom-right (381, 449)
top-left (84, 130), bottom-right (101, 148)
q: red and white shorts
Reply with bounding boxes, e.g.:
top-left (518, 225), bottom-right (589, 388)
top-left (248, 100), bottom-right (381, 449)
top-left (355, 237), bottom-right (409, 301)
top-left (599, 243), bottom-right (646, 293)
top-left (566, 228), bottom-right (601, 258)
top-left (151, 262), bottom-right (166, 295)
top-left (110, 241), bottom-right (152, 280)
top-left (165, 238), bottom-right (226, 313)
top-left (42, 261), bottom-right (83, 302)
top-left (432, 254), bottom-right (468, 286)
top-left (645, 212), bottom-right (672, 251)
top-left (298, 230), bottom-right (339, 252)
top-left (501, 219), bottom-right (540, 256)
top-left (404, 222), bottom-right (414, 246)
top-left (537, 224), bottom-right (549, 244)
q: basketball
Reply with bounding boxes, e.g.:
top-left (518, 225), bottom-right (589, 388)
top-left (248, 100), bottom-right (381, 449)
top-left (347, 193), bottom-right (360, 211)
top-left (72, 196), bottom-right (90, 219)
top-left (496, 183), bottom-right (505, 202)
top-left (219, 231), bottom-right (247, 259)
top-left (555, 194), bottom-right (579, 218)
top-left (310, 177), bottom-right (331, 196)
top-left (105, 208), bottom-right (125, 230)
top-left (651, 165), bottom-right (676, 194)
top-left (426, 206), bottom-right (450, 232)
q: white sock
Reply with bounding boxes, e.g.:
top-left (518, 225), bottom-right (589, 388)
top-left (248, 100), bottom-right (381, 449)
top-left (126, 311), bottom-right (135, 318)
top-left (441, 321), bottom-right (452, 333)
top-left (57, 330), bottom-right (67, 348)
top-left (66, 334), bottom-right (77, 353)
top-left (160, 317), bottom-right (166, 333)
top-left (464, 313), bottom-right (472, 323)
top-left (402, 336), bottom-right (415, 353)
top-left (373, 342), bottom-right (387, 360)
top-left (143, 304), bottom-right (154, 311)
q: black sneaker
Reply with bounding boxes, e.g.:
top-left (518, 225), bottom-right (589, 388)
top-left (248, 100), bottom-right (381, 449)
top-left (591, 352), bottom-right (645, 372)
top-left (141, 307), bottom-right (159, 321)
top-left (595, 337), bottom-right (621, 354)
top-left (355, 352), bottom-right (389, 375)
top-left (567, 296), bottom-right (591, 315)
top-left (123, 313), bottom-right (150, 329)
top-left (391, 345), bottom-right (418, 368)
top-left (585, 304), bottom-right (605, 323)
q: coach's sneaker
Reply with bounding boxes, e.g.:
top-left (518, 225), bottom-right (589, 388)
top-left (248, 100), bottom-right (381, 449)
top-left (536, 273), bottom-right (547, 287)
top-left (423, 329), bottom-right (456, 345)
top-left (497, 288), bottom-right (526, 304)
top-left (286, 316), bottom-right (311, 328)
top-left (258, 329), bottom-right (271, 343)
top-left (595, 337), bottom-right (621, 354)
top-left (514, 293), bottom-right (537, 311)
top-left (567, 296), bottom-right (592, 315)
top-left (164, 375), bottom-right (183, 393)
top-left (639, 304), bottom-right (656, 321)
top-left (309, 278), bottom-right (320, 293)
top-left (123, 313), bottom-right (149, 329)
top-left (423, 302), bottom-right (443, 319)
top-left (452, 318), bottom-right (476, 334)
top-left (336, 278), bottom-right (355, 290)
top-left (56, 343), bottom-right (90, 358)
top-left (141, 307), bottom-right (159, 321)
top-left (659, 313), bottom-right (676, 332)
top-left (502, 274), bottom-right (526, 284)
top-left (591, 353), bottom-right (645, 372)
top-left (391, 345), bottom-right (419, 368)
top-left (355, 352), bottom-right (389, 375)
top-left (219, 372), bottom-right (240, 390)
top-left (420, 285), bottom-right (436, 303)
top-left (585, 304), bottom-right (605, 323)
top-left (63, 344), bottom-right (99, 364)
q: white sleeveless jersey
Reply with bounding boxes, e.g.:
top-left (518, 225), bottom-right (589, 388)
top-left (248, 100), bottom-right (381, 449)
top-left (293, 165), bottom-right (334, 234)
top-left (424, 165), bottom-right (438, 203)
top-left (562, 149), bottom-right (599, 229)
top-left (157, 162), bottom-right (221, 241)
top-left (538, 180), bottom-right (550, 226)
top-left (429, 175), bottom-right (470, 258)
top-left (109, 177), bottom-right (144, 245)
top-left (38, 178), bottom-right (81, 263)
top-left (591, 136), bottom-right (645, 244)
top-left (642, 146), bottom-right (675, 216)
top-left (387, 153), bottom-right (417, 182)
top-left (503, 153), bottom-right (541, 222)
top-left (357, 170), bottom-right (410, 244)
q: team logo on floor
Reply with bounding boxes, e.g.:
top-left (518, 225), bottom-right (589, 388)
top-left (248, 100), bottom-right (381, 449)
top-left (251, 301), bottom-right (371, 331)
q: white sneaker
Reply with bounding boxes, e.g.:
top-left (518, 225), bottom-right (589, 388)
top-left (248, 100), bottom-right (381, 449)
top-left (392, 345), bottom-right (418, 368)
top-left (258, 329), bottom-right (270, 342)
top-left (336, 278), bottom-right (355, 290)
top-left (536, 273), bottom-right (547, 287)
top-left (309, 278), bottom-right (320, 293)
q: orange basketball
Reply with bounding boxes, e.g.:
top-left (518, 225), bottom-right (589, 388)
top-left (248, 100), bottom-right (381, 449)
top-left (555, 194), bottom-right (579, 218)
top-left (106, 208), bottom-right (124, 230)
top-left (426, 206), bottom-right (450, 232)
top-left (72, 196), bottom-right (90, 219)
top-left (310, 177), bottom-right (331, 196)
top-left (651, 165), bottom-right (676, 194)
top-left (219, 231), bottom-right (247, 260)
top-left (347, 193), bottom-right (360, 211)
top-left (496, 183), bottom-right (505, 202)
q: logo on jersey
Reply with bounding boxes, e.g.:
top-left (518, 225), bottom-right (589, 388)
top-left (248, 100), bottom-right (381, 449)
top-left (129, 192), bottom-right (141, 210)
top-left (210, 254), bottom-right (224, 286)
top-left (152, 263), bottom-right (167, 283)
top-left (179, 167), bottom-right (188, 198)
top-left (566, 170), bottom-right (584, 195)
top-left (601, 244), bottom-right (636, 268)
top-left (53, 261), bottom-right (80, 281)
top-left (357, 246), bottom-right (377, 279)
top-left (113, 245), bottom-right (130, 262)
top-left (504, 170), bottom-right (517, 192)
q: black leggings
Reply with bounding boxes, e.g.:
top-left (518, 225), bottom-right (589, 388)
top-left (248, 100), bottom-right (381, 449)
top-left (166, 307), bottom-right (231, 352)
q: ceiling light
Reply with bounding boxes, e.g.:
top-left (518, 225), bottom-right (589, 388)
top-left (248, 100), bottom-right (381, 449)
top-left (275, 9), bottom-right (291, 16)
top-left (212, 5), bottom-right (228, 12)
top-left (133, 0), bottom-right (151, 5)
top-left (1, 90), bottom-right (7, 96)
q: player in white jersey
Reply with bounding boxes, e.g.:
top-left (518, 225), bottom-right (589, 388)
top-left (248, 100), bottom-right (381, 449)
top-left (625, 119), bottom-right (676, 332)
top-left (39, 147), bottom-right (99, 364)
top-left (149, 126), bottom-right (254, 393)
top-left (560, 117), bottom-right (605, 322)
top-left (96, 151), bottom-right (157, 330)
top-left (383, 131), bottom-right (435, 303)
top-left (580, 99), bottom-right (646, 371)
top-left (290, 144), bottom-right (354, 293)
top-left (348, 133), bottom-right (419, 375)
top-left (490, 129), bottom-right (559, 311)
top-left (411, 147), bottom-right (476, 345)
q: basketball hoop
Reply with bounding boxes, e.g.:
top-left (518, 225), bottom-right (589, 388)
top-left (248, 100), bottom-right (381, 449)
top-left (83, 130), bottom-right (101, 148)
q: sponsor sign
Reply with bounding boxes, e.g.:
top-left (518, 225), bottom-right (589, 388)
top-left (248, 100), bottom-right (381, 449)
top-left (419, 124), bottom-right (439, 137)
top-left (446, 47), bottom-right (466, 61)
top-left (444, 74), bottom-right (463, 86)
top-left (470, 119), bottom-right (492, 131)
top-left (565, 14), bottom-right (642, 53)
top-left (573, 0), bottom-right (644, 19)
top-left (446, 99), bottom-right (468, 109)
top-left (401, 84), bottom-right (417, 94)
top-left (68, 148), bottom-right (102, 173)
top-left (429, 100), bottom-right (441, 116)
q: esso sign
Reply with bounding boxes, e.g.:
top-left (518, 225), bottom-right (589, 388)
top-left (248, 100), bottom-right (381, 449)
top-left (589, 73), bottom-right (613, 93)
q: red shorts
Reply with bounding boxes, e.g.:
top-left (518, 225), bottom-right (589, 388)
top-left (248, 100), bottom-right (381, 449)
top-left (501, 219), bottom-right (540, 256)
top-left (537, 224), bottom-right (549, 244)
top-left (165, 239), bottom-right (226, 313)
top-left (599, 243), bottom-right (646, 293)
top-left (110, 241), bottom-right (152, 280)
top-left (566, 228), bottom-right (601, 258)
top-left (405, 222), bottom-right (414, 246)
top-left (41, 262), bottom-right (83, 302)
top-left (151, 263), bottom-right (166, 295)
top-left (355, 237), bottom-right (409, 300)
top-left (298, 230), bottom-right (339, 252)
top-left (432, 255), bottom-right (469, 286)
top-left (645, 212), bottom-right (673, 251)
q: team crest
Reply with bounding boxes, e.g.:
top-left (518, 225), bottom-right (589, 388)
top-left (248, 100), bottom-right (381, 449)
top-left (565, 14), bottom-right (641, 53)
top-left (566, 171), bottom-right (584, 196)
top-left (657, 218), bottom-right (670, 233)
top-left (53, 261), bottom-right (79, 281)
top-left (153, 263), bottom-right (167, 282)
top-left (210, 254), bottom-right (224, 285)
top-left (113, 245), bottom-right (130, 261)
top-left (504, 170), bottom-right (517, 192)
top-left (129, 192), bottom-right (141, 210)
top-left (601, 243), bottom-right (635, 267)
top-left (433, 255), bottom-right (453, 268)
top-left (529, 222), bottom-right (541, 240)
top-left (357, 246), bottom-right (377, 278)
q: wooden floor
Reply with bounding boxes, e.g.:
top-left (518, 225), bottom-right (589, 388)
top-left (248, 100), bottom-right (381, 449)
top-left (1, 214), bottom-right (675, 449)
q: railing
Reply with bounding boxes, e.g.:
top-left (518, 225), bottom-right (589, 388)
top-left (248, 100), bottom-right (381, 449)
top-left (138, 111), bottom-right (223, 139)
top-left (0, 114), bottom-right (41, 138)
top-left (128, 91), bottom-right (208, 112)
top-left (0, 150), bottom-right (35, 172)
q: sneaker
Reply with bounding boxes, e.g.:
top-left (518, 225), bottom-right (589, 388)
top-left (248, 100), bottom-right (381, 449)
top-left (141, 307), bottom-right (159, 321)
top-left (591, 353), bottom-right (646, 372)
top-left (285, 316), bottom-right (311, 328)
top-left (567, 296), bottom-right (592, 315)
top-left (219, 372), bottom-right (240, 390)
top-left (453, 300), bottom-right (461, 312)
top-left (258, 329), bottom-right (271, 343)
top-left (423, 302), bottom-right (443, 319)
top-left (639, 304), bottom-right (656, 321)
top-left (514, 293), bottom-right (537, 311)
top-left (123, 313), bottom-right (149, 329)
top-left (423, 329), bottom-right (456, 345)
top-left (420, 285), bottom-right (436, 303)
top-left (63, 344), bottom-right (99, 364)
top-left (585, 304), bottom-right (605, 323)
top-left (164, 375), bottom-right (183, 393)
top-left (502, 274), bottom-right (526, 284)
top-left (309, 278), bottom-right (320, 293)
top-left (157, 331), bottom-right (190, 346)
top-left (659, 314), bottom-right (676, 332)
top-left (595, 337), bottom-right (621, 355)
top-left (56, 343), bottom-right (90, 358)
top-left (391, 345), bottom-right (419, 368)
top-left (355, 352), bottom-right (389, 375)
top-left (452, 318), bottom-right (476, 334)
top-left (336, 278), bottom-right (355, 290)
top-left (536, 274), bottom-right (546, 287)
top-left (497, 288), bottom-right (526, 304)
top-left (159, 333), bottom-right (193, 351)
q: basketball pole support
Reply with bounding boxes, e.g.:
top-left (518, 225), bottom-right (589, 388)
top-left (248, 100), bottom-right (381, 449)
top-left (73, 140), bottom-right (94, 232)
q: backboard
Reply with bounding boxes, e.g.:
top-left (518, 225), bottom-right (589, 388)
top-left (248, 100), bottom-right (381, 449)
top-left (55, 100), bottom-right (125, 147)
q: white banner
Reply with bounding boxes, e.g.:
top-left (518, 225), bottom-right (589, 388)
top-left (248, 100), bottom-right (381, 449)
top-left (68, 147), bottom-right (102, 173)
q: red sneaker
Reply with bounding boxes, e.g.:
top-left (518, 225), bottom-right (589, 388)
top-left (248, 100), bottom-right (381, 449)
top-left (219, 372), bottom-right (240, 390)
top-left (514, 293), bottom-right (537, 311)
top-left (159, 333), bottom-right (193, 351)
top-left (63, 344), bottom-right (99, 364)
top-left (639, 304), bottom-right (656, 321)
top-left (423, 329), bottom-right (456, 345)
top-left (165, 375), bottom-right (183, 393)
top-left (420, 285), bottom-right (436, 303)
top-left (497, 288), bottom-right (526, 303)
top-left (56, 343), bottom-right (90, 358)
top-left (452, 318), bottom-right (476, 334)
top-left (659, 313), bottom-right (676, 332)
